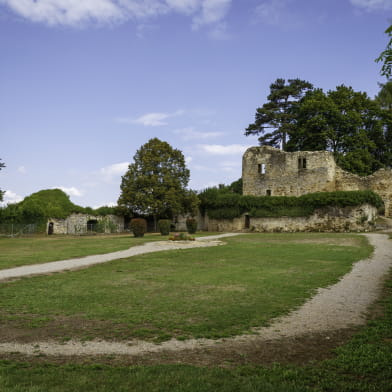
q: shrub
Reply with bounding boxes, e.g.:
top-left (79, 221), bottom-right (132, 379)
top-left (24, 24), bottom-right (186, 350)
top-left (130, 218), bottom-right (147, 237)
top-left (158, 219), bottom-right (171, 235)
top-left (186, 217), bottom-right (198, 234)
top-left (169, 232), bottom-right (195, 241)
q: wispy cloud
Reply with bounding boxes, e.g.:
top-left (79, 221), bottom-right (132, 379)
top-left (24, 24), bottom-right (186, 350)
top-left (134, 112), bottom-right (173, 127)
top-left (0, 0), bottom-right (124, 26)
top-left (0, 190), bottom-right (23, 206)
top-left (117, 110), bottom-right (184, 127)
top-left (173, 127), bottom-right (224, 140)
top-left (56, 186), bottom-right (84, 197)
top-left (192, 0), bottom-right (232, 29)
top-left (198, 144), bottom-right (251, 155)
top-left (0, 0), bottom-right (233, 31)
top-left (350, 0), bottom-right (392, 11)
top-left (100, 162), bottom-right (129, 182)
top-left (254, 0), bottom-right (290, 25)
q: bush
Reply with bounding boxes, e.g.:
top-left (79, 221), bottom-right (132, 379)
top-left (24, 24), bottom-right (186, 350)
top-left (158, 219), bottom-right (171, 235)
top-left (186, 217), bottom-right (198, 234)
top-left (130, 218), bottom-right (147, 237)
top-left (169, 232), bottom-right (195, 241)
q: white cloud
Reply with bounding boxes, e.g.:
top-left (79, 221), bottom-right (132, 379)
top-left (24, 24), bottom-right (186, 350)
top-left (165, 0), bottom-right (199, 15)
top-left (350, 0), bottom-right (392, 11)
top-left (0, 0), bottom-right (124, 26)
top-left (198, 144), bottom-right (251, 155)
top-left (134, 112), bottom-right (171, 126)
top-left (93, 201), bottom-right (117, 209)
top-left (100, 162), bottom-right (129, 182)
top-left (17, 166), bottom-right (27, 174)
top-left (56, 186), bottom-right (84, 197)
top-left (100, 162), bottom-right (129, 178)
top-left (0, 190), bottom-right (23, 206)
top-left (173, 127), bottom-right (224, 140)
top-left (192, 0), bottom-right (232, 29)
top-left (0, 0), bottom-right (233, 30)
top-left (254, 0), bottom-right (290, 25)
top-left (126, 109), bottom-right (184, 127)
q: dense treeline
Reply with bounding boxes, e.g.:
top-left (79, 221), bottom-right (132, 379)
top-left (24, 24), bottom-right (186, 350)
top-left (246, 80), bottom-right (392, 176)
top-left (0, 189), bottom-right (119, 228)
top-left (199, 187), bottom-right (383, 220)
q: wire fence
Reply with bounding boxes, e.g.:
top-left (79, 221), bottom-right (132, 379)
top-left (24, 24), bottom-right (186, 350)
top-left (0, 223), bottom-right (39, 237)
top-left (0, 222), bottom-right (125, 237)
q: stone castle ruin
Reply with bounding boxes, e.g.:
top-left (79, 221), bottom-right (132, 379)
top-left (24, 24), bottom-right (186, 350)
top-left (242, 146), bottom-right (392, 217)
top-left (47, 213), bottom-right (124, 235)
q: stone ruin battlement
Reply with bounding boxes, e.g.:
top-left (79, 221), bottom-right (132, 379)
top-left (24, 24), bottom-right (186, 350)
top-left (242, 146), bottom-right (392, 217)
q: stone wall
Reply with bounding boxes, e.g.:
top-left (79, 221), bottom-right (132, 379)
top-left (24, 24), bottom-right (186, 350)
top-left (47, 213), bottom-right (124, 235)
top-left (207, 204), bottom-right (377, 233)
top-left (335, 168), bottom-right (392, 217)
top-left (243, 146), bottom-right (392, 217)
top-left (174, 212), bottom-right (207, 232)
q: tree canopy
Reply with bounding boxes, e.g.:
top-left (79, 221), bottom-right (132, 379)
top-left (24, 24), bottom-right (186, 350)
top-left (376, 25), bottom-right (392, 79)
top-left (286, 85), bottom-right (392, 176)
top-left (245, 78), bottom-right (313, 150)
top-left (118, 138), bottom-right (199, 229)
top-left (376, 81), bottom-right (392, 110)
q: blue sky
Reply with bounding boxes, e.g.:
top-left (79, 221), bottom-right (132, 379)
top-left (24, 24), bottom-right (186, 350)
top-left (0, 0), bottom-right (391, 208)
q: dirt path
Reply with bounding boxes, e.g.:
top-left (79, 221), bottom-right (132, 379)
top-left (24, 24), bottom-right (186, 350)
top-left (0, 233), bottom-right (391, 358)
top-left (0, 233), bottom-right (239, 282)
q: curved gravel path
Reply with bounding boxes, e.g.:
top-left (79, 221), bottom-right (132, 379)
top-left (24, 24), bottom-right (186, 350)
top-left (0, 233), bottom-right (240, 282)
top-left (0, 233), bottom-right (391, 357)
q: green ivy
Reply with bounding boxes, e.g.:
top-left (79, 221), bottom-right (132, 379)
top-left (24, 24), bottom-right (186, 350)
top-left (202, 190), bottom-right (383, 219)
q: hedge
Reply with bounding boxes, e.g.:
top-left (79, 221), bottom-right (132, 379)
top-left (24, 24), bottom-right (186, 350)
top-left (202, 190), bottom-right (383, 219)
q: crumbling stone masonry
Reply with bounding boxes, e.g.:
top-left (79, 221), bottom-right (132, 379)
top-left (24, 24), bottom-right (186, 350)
top-left (47, 213), bottom-right (124, 235)
top-left (242, 146), bottom-right (392, 217)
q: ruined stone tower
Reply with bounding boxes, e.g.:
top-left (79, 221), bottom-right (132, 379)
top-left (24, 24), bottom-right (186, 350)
top-left (242, 146), bottom-right (392, 217)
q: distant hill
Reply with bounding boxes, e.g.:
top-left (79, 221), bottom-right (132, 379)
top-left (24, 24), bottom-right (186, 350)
top-left (0, 189), bottom-right (118, 225)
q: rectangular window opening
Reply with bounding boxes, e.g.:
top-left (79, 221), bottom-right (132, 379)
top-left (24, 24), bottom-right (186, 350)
top-left (298, 157), bottom-right (307, 169)
top-left (266, 189), bottom-right (271, 196)
top-left (258, 163), bottom-right (266, 174)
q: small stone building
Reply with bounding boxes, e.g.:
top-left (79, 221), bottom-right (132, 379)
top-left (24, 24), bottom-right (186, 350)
top-left (47, 213), bottom-right (124, 235)
top-left (243, 146), bottom-right (392, 217)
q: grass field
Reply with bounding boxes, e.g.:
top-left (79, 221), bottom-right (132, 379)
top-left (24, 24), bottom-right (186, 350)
top-left (0, 232), bottom-right (217, 270)
top-left (1, 232), bottom-right (391, 391)
top-left (0, 233), bottom-right (371, 342)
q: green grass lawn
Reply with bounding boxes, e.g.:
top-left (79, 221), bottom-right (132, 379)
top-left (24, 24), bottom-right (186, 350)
top-left (1, 232), bottom-right (390, 391)
top-left (0, 233), bottom-right (372, 342)
top-left (0, 232), bottom-right (217, 270)
top-left (1, 271), bottom-right (391, 391)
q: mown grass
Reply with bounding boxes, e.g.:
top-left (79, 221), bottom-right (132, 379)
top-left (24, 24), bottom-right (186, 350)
top-left (0, 232), bottom-right (217, 270)
top-left (0, 233), bottom-right (372, 342)
top-left (0, 273), bottom-right (391, 391)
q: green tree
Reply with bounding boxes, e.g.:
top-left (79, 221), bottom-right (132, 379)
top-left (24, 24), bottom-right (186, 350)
top-left (0, 159), bottom-right (5, 202)
top-left (287, 85), bottom-right (390, 176)
top-left (376, 81), bottom-right (392, 110)
top-left (118, 138), bottom-right (198, 231)
top-left (376, 25), bottom-right (392, 79)
top-left (245, 78), bottom-right (313, 150)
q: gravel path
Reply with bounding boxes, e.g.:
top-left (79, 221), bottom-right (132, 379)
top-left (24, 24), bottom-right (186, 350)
top-left (0, 233), bottom-right (240, 282)
top-left (0, 233), bottom-right (391, 357)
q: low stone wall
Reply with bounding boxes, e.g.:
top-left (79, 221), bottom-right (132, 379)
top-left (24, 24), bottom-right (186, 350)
top-left (47, 214), bottom-right (124, 235)
top-left (207, 204), bottom-right (378, 233)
